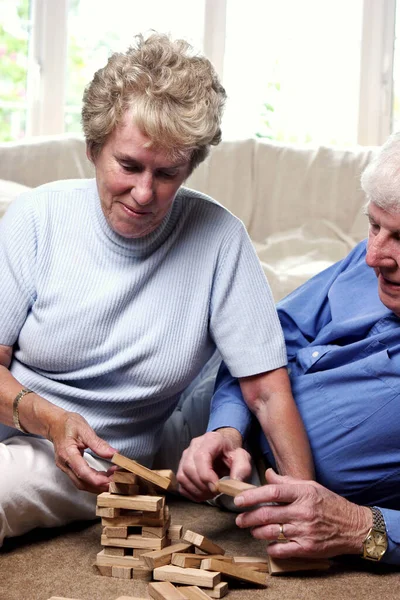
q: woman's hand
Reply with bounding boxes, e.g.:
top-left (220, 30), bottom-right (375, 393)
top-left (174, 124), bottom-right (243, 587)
top-left (235, 469), bottom-right (372, 559)
top-left (47, 410), bottom-right (117, 494)
top-left (176, 428), bottom-right (252, 502)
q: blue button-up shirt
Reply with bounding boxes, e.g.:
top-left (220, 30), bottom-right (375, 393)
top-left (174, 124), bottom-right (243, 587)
top-left (208, 240), bottom-right (400, 564)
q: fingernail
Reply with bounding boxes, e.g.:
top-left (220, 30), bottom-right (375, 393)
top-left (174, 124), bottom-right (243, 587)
top-left (208, 482), bottom-right (217, 493)
top-left (234, 495), bottom-right (244, 507)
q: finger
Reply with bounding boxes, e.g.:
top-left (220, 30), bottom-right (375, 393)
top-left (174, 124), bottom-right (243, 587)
top-left (177, 453), bottom-right (215, 499)
top-left (58, 460), bottom-right (110, 494)
top-left (249, 522), bottom-right (298, 542)
top-left (264, 468), bottom-right (298, 485)
top-left (234, 480), bottom-right (302, 508)
top-left (265, 540), bottom-right (300, 559)
top-left (64, 447), bottom-right (112, 488)
top-left (80, 429), bottom-right (117, 460)
top-left (229, 448), bottom-right (253, 481)
top-left (235, 504), bottom-right (290, 529)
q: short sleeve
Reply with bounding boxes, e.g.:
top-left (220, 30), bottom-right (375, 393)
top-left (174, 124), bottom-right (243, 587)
top-left (209, 220), bottom-right (287, 378)
top-left (0, 193), bottom-right (38, 345)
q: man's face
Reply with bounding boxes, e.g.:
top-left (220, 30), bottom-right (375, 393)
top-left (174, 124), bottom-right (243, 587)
top-left (92, 113), bottom-right (190, 239)
top-left (365, 202), bottom-right (400, 316)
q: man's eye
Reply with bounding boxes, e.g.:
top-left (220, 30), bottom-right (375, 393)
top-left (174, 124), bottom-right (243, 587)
top-left (121, 163), bottom-right (140, 172)
top-left (158, 170), bottom-right (177, 179)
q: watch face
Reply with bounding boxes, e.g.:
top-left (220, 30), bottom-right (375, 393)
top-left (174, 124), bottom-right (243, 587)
top-left (365, 531), bottom-right (388, 559)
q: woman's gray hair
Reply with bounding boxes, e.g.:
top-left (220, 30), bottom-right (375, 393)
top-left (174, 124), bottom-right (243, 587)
top-left (361, 132), bottom-right (400, 213)
top-left (82, 32), bottom-right (226, 173)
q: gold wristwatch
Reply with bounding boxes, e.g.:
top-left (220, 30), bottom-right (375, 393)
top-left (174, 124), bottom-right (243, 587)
top-left (361, 507), bottom-right (388, 561)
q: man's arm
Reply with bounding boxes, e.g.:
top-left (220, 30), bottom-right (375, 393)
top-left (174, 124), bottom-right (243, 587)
top-left (239, 367), bottom-right (314, 480)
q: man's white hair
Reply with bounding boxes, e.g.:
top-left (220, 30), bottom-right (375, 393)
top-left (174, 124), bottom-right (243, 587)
top-left (361, 132), bottom-right (400, 213)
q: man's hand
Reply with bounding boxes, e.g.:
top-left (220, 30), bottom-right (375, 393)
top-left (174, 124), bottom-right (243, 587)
top-left (235, 469), bottom-right (372, 559)
top-left (48, 410), bottom-right (118, 494)
top-left (176, 428), bottom-right (252, 502)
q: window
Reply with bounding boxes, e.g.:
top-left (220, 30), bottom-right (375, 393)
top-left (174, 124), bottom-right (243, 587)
top-left (0, 0), bottom-right (399, 146)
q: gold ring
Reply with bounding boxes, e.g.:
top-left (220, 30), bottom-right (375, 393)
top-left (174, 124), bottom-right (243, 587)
top-left (277, 523), bottom-right (287, 541)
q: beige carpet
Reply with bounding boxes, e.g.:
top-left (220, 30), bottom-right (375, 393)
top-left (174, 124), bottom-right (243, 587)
top-left (0, 496), bottom-right (398, 600)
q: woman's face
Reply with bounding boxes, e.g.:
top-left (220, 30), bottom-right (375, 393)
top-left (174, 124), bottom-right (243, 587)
top-left (92, 113), bottom-right (190, 238)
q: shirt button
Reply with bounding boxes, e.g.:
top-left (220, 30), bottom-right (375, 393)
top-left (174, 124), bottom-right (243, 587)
top-left (312, 351), bottom-right (319, 358)
top-left (287, 368), bottom-right (292, 375)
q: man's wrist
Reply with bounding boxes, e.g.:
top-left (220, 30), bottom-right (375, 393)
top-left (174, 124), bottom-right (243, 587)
top-left (214, 426), bottom-right (243, 448)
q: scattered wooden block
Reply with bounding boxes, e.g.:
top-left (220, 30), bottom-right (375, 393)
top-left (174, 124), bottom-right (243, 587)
top-left (199, 556), bottom-right (233, 570)
top-left (142, 542), bottom-right (194, 569)
top-left (96, 549), bottom-right (142, 568)
top-left (112, 454), bottom-right (172, 490)
top-left (267, 555), bottom-right (331, 575)
top-left (153, 469), bottom-right (178, 491)
top-left (232, 556), bottom-right (268, 571)
top-left (149, 581), bottom-right (188, 600)
top-left (153, 565), bottom-right (221, 589)
top-left (104, 526), bottom-right (128, 539)
top-left (177, 586), bottom-right (212, 600)
top-left (172, 553), bottom-right (203, 568)
top-left (203, 582), bottom-right (229, 599)
top-left (204, 558), bottom-right (268, 587)
top-left (101, 533), bottom-right (167, 550)
top-left (168, 525), bottom-right (183, 542)
top-left (97, 491), bottom-right (164, 512)
top-left (96, 564), bottom-right (113, 577)
top-left (112, 565), bottom-right (132, 579)
top-left (112, 470), bottom-right (138, 484)
top-left (182, 531), bottom-right (225, 556)
top-left (215, 479), bottom-right (256, 497)
top-left (96, 506), bottom-right (120, 518)
top-left (109, 482), bottom-right (139, 495)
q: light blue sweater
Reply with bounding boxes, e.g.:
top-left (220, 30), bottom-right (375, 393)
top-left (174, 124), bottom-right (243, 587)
top-left (0, 179), bottom-right (286, 464)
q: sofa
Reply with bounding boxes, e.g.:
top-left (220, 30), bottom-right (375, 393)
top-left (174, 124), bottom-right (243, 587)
top-left (0, 134), bottom-right (377, 301)
top-left (2, 135), bottom-right (399, 600)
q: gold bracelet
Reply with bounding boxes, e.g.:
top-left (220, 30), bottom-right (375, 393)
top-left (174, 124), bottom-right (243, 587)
top-left (12, 388), bottom-right (34, 433)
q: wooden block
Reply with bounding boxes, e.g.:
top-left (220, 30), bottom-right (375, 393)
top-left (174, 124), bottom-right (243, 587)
top-left (47, 598), bottom-right (82, 600)
top-left (97, 491), bottom-right (164, 512)
top-left (112, 470), bottom-right (138, 484)
top-left (96, 564), bottom-right (113, 577)
top-left (96, 506), bottom-right (120, 518)
top-left (142, 518), bottom-right (171, 538)
top-left (154, 469), bottom-right (178, 491)
top-left (267, 555), bottom-right (331, 575)
top-left (142, 542), bottom-right (194, 569)
top-left (149, 581), bottom-right (187, 600)
top-left (215, 479), bottom-right (256, 497)
top-left (177, 586), bottom-right (211, 600)
top-left (182, 531), bottom-right (225, 556)
top-left (109, 482), bottom-right (139, 495)
top-left (199, 556), bottom-right (233, 570)
top-left (134, 547), bottom-right (149, 558)
top-left (132, 563), bottom-right (153, 581)
top-left (101, 533), bottom-right (167, 550)
top-left (104, 526), bottom-right (128, 538)
top-left (203, 582), bottom-right (229, 599)
top-left (115, 597), bottom-right (149, 600)
top-left (103, 546), bottom-right (128, 556)
top-left (112, 565), bottom-right (132, 579)
top-left (204, 558), bottom-right (268, 587)
top-left (112, 454), bottom-right (172, 490)
top-left (153, 565), bottom-right (221, 589)
top-left (96, 549), bottom-right (142, 568)
top-left (168, 524), bottom-right (183, 541)
top-left (232, 556), bottom-right (268, 571)
top-left (102, 511), bottom-right (166, 528)
top-left (172, 553), bottom-right (203, 568)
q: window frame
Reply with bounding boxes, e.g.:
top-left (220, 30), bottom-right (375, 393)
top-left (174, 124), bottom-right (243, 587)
top-left (25, 0), bottom-right (397, 145)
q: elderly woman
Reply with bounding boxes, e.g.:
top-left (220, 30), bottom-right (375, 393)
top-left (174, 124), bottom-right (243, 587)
top-left (0, 33), bottom-right (313, 545)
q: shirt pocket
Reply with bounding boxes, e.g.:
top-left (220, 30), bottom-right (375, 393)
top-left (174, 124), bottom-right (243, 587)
top-left (315, 341), bottom-right (399, 428)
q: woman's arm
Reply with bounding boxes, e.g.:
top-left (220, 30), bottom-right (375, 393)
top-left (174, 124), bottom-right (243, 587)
top-left (0, 344), bottom-right (116, 493)
top-left (239, 367), bottom-right (314, 480)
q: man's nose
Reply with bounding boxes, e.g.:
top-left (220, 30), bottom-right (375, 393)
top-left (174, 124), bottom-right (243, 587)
top-left (366, 235), bottom-right (396, 268)
top-left (132, 173), bottom-right (154, 205)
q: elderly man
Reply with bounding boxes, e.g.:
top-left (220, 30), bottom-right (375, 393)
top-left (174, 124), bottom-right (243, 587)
top-left (177, 132), bottom-right (400, 566)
